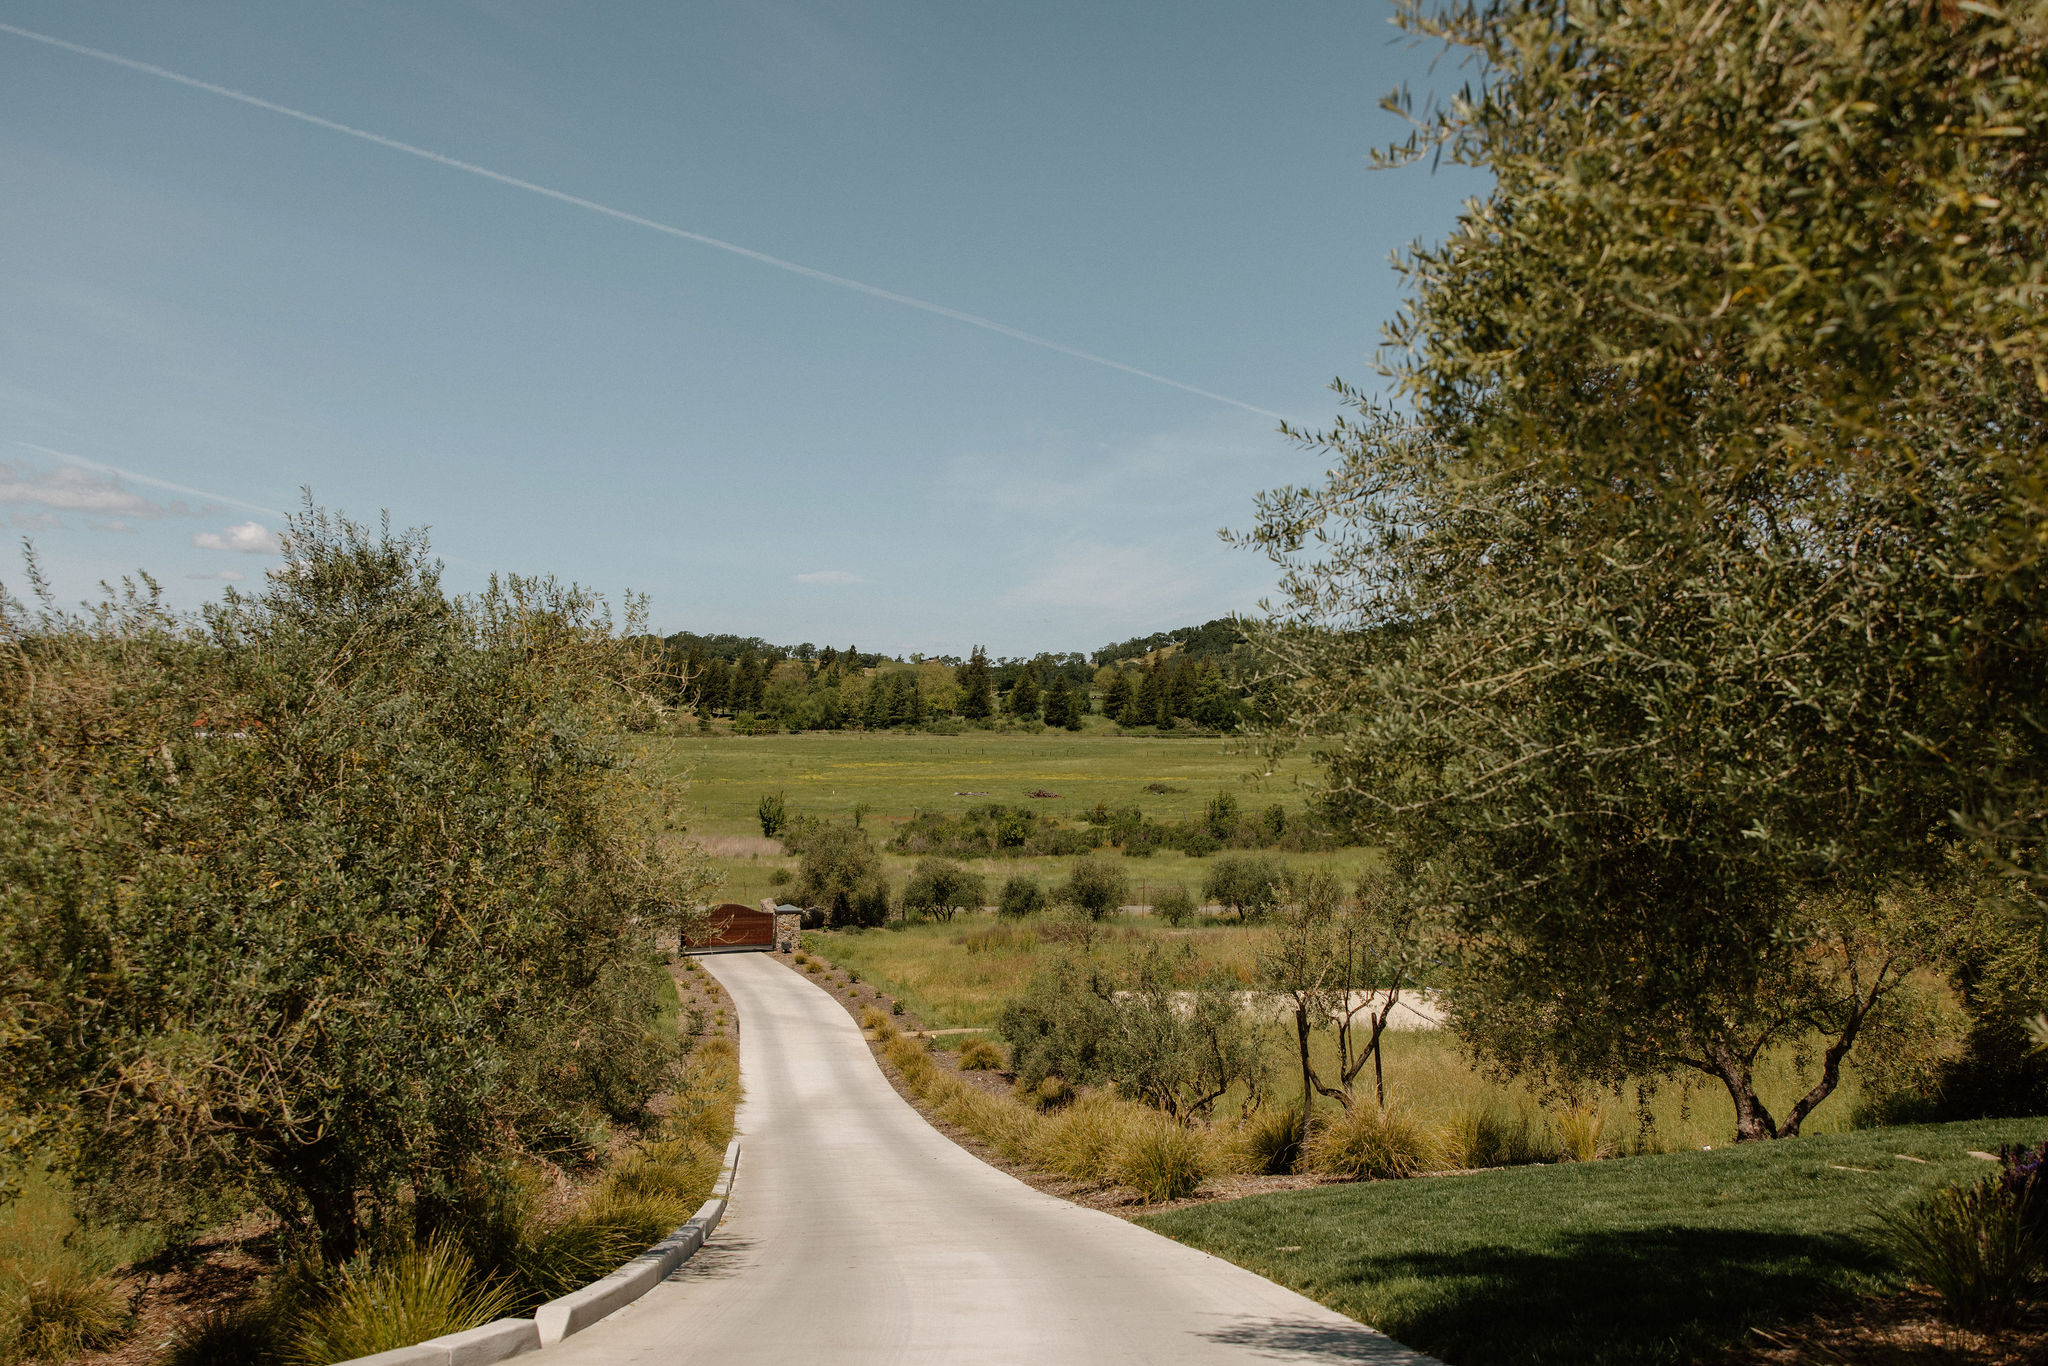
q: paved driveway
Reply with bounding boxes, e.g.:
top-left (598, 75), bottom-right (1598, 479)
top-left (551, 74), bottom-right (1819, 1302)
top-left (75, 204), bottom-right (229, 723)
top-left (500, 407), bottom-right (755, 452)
top-left (533, 951), bottom-right (1436, 1365)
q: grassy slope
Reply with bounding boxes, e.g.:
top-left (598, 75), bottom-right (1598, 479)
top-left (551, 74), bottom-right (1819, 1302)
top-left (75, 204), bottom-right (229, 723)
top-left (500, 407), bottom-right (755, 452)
top-left (1139, 1118), bottom-right (2048, 1366)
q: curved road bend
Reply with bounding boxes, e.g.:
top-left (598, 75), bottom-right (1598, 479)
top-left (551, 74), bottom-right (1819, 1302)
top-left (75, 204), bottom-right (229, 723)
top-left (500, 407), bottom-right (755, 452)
top-left (534, 951), bottom-right (1437, 1366)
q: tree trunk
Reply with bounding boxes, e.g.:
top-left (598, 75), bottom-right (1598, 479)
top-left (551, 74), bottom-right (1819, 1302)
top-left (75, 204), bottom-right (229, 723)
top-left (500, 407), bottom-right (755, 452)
top-left (1704, 1041), bottom-right (1780, 1141)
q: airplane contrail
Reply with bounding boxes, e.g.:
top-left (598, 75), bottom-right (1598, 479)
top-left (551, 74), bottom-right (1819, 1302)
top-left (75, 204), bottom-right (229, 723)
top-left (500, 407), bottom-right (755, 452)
top-left (0, 22), bottom-right (1287, 422)
top-left (18, 442), bottom-right (289, 519)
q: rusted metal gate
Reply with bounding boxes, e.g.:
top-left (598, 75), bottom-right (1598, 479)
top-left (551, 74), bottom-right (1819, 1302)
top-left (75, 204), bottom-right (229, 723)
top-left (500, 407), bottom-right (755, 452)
top-left (686, 902), bottom-right (775, 953)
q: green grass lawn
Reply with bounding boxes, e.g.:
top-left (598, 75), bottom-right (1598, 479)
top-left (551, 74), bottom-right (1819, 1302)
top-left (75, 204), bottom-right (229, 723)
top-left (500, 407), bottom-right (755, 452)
top-left (643, 728), bottom-right (1318, 837)
top-left (1139, 1118), bottom-right (2048, 1366)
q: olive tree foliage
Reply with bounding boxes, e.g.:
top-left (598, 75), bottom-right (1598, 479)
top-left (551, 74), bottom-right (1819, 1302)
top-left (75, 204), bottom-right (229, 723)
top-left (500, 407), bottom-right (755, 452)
top-left (1237, 0), bottom-right (2044, 1139)
top-left (1059, 856), bottom-right (1131, 921)
top-left (997, 947), bottom-right (1264, 1121)
top-left (901, 857), bottom-right (987, 922)
top-left (0, 509), bottom-right (715, 1257)
top-left (789, 823), bottom-right (891, 927)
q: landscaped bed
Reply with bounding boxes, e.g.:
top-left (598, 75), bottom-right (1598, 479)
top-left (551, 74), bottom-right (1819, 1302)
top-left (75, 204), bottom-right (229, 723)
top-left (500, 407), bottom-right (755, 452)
top-left (1138, 1119), bottom-right (2048, 1366)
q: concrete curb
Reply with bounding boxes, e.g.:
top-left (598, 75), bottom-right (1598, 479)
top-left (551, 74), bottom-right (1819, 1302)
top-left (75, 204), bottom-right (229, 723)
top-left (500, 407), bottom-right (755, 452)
top-left (534, 1136), bottom-right (741, 1346)
top-left (337, 1137), bottom-right (741, 1364)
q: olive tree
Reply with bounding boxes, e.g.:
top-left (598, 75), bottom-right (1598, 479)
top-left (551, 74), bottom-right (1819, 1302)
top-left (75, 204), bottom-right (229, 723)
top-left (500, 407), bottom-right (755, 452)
top-left (901, 857), bottom-right (987, 922)
top-left (1202, 854), bottom-right (1283, 922)
top-left (0, 509), bottom-right (714, 1257)
top-left (1059, 856), bottom-right (1130, 921)
top-left (1239, 0), bottom-right (2041, 1138)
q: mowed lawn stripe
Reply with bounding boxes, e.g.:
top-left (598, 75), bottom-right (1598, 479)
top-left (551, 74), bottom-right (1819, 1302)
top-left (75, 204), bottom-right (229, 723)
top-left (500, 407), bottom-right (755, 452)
top-left (1138, 1118), bottom-right (2048, 1366)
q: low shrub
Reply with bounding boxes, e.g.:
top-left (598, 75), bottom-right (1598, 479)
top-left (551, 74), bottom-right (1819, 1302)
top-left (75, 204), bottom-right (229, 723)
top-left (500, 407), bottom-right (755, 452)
top-left (1233, 1100), bottom-right (1308, 1176)
top-left (286, 1240), bottom-right (516, 1366)
top-left (1115, 1119), bottom-right (1209, 1203)
top-left (957, 1038), bottom-right (1007, 1071)
top-left (1302, 1103), bottom-right (1435, 1180)
top-left (1874, 1142), bottom-right (2045, 1332)
top-left (859, 1005), bottom-right (895, 1035)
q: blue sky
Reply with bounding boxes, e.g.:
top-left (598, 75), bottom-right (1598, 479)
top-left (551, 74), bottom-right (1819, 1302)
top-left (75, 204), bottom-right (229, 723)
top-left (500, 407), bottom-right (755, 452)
top-left (0, 2), bottom-right (1484, 656)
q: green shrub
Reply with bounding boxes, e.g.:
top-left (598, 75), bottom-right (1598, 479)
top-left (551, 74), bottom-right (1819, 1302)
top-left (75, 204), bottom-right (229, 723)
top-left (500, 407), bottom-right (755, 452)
top-left (957, 1038), bottom-right (1007, 1071)
top-left (1233, 1101), bottom-right (1308, 1176)
top-left (1302, 1103), bottom-right (1435, 1180)
top-left (1152, 886), bottom-right (1196, 927)
top-left (286, 1240), bottom-right (516, 1366)
top-left (1876, 1178), bottom-right (2041, 1332)
top-left (1115, 1119), bottom-right (1209, 1203)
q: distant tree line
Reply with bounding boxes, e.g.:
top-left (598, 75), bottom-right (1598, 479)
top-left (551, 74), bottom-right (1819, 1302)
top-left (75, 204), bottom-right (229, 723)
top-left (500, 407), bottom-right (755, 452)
top-left (648, 628), bottom-right (1262, 734)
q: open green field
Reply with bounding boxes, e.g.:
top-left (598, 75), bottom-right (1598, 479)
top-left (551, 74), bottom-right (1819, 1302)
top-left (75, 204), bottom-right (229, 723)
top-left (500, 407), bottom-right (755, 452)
top-left (645, 729), bottom-right (1319, 838)
top-left (1139, 1117), bottom-right (2048, 1366)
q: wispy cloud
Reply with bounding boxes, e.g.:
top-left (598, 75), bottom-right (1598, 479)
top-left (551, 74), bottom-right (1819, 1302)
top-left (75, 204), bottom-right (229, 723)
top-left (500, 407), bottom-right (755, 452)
top-left (88, 519), bottom-right (135, 533)
top-left (14, 443), bottom-right (286, 520)
top-left (185, 569), bottom-right (245, 582)
top-left (0, 459), bottom-right (178, 518)
top-left (9, 510), bottom-right (66, 532)
top-left (0, 21), bottom-right (1286, 422)
top-left (193, 520), bottom-right (281, 554)
top-left (793, 569), bottom-right (864, 586)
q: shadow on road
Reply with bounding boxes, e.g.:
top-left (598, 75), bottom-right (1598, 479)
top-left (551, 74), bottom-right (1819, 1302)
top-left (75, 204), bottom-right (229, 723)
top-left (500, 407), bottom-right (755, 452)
top-left (1196, 1316), bottom-right (1437, 1362)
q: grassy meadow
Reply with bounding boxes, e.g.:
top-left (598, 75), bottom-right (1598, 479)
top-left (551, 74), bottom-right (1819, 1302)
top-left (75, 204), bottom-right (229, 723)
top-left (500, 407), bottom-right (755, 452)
top-left (645, 727), bottom-right (1348, 910)
top-left (647, 728), bottom-right (1318, 836)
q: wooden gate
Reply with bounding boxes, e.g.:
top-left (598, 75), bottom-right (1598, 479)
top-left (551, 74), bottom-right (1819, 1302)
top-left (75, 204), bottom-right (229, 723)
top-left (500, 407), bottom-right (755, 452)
top-left (686, 902), bottom-right (775, 953)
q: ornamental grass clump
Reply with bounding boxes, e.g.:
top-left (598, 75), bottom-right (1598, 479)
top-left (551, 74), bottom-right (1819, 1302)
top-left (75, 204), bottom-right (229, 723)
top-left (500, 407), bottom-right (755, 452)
top-left (1302, 1103), bottom-right (1435, 1181)
top-left (1114, 1118), bottom-right (1209, 1204)
top-left (285, 1240), bottom-right (516, 1366)
top-left (1231, 1100), bottom-right (1309, 1176)
top-left (1437, 1104), bottom-right (1555, 1169)
top-left (1875, 1142), bottom-right (2046, 1333)
top-left (0, 1256), bottom-right (130, 1362)
top-left (1029, 1095), bottom-right (1144, 1182)
top-left (957, 1038), bottom-right (1007, 1071)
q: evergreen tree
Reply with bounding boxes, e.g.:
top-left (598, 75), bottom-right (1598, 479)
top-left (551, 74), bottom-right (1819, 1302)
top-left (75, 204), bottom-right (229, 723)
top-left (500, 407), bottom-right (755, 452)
top-left (1041, 674), bottom-right (1074, 729)
top-left (1009, 663), bottom-right (1041, 720)
top-left (1132, 663), bottom-right (1164, 727)
top-left (861, 675), bottom-right (888, 729)
top-left (699, 657), bottom-right (731, 713)
top-left (1102, 669), bottom-right (1132, 722)
top-left (959, 646), bottom-right (994, 720)
top-left (1168, 657), bottom-right (1197, 719)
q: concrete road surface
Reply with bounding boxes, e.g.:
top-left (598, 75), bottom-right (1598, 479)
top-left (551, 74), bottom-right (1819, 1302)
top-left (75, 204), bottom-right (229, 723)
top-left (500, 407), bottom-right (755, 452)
top-left (532, 951), bottom-right (1436, 1365)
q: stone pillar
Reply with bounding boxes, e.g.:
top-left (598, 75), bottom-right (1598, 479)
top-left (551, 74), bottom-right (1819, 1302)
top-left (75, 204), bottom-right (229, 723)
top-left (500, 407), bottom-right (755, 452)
top-left (764, 899), bottom-right (800, 953)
